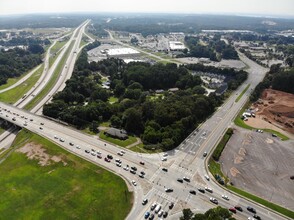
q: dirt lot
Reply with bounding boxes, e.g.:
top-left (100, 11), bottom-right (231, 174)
top-left (246, 89), bottom-right (294, 137)
top-left (220, 127), bottom-right (294, 210)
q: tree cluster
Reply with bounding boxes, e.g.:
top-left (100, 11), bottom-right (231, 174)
top-left (0, 47), bottom-right (42, 85)
top-left (180, 207), bottom-right (235, 220)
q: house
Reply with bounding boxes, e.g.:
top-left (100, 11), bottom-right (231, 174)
top-left (215, 83), bottom-right (228, 96)
top-left (168, 88), bottom-right (179, 93)
top-left (105, 128), bottom-right (128, 140)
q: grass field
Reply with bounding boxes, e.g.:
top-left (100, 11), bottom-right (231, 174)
top-left (235, 84), bottom-right (250, 102)
top-left (129, 143), bottom-right (162, 154)
top-left (24, 41), bottom-right (75, 110)
top-left (0, 129), bottom-right (132, 220)
top-left (99, 132), bottom-right (137, 147)
top-left (0, 65), bottom-right (44, 104)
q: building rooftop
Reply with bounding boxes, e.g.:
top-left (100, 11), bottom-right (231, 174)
top-left (106, 48), bottom-right (140, 56)
top-left (169, 41), bottom-right (186, 50)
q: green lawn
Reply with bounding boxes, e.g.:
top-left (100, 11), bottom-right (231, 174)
top-left (99, 131), bottom-right (137, 147)
top-left (235, 84), bottom-right (250, 102)
top-left (0, 129), bottom-right (132, 220)
top-left (129, 143), bottom-right (162, 154)
top-left (24, 41), bottom-right (75, 110)
top-left (0, 65), bottom-right (44, 104)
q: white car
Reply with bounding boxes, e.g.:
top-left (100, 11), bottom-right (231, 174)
top-left (163, 152), bottom-right (168, 157)
top-left (205, 187), bottom-right (213, 193)
top-left (131, 180), bottom-right (137, 186)
top-left (161, 157), bottom-right (167, 161)
top-left (222, 195), bottom-right (229, 200)
top-left (204, 175), bottom-right (210, 180)
top-left (123, 166), bottom-right (129, 171)
top-left (76, 145), bottom-right (81, 149)
top-left (117, 152), bottom-right (123, 156)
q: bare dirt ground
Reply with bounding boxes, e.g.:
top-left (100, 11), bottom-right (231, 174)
top-left (16, 142), bottom-right (67, 166)
top-left (246, 89), bottom-right (294, 137)
top-left (220, 128), bottom-right (294, 210)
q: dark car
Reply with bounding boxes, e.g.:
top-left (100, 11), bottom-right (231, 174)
top-left (253, 215), bottom-right (261, 220)
top-left (162, 168), bottom-right (168, 172)
top-left (177, 178), bottom-right (183, 183)
top-left (140, 161), bottom-right (145, 165)
top-left (144, 212), bottom-right (150, 219)
top-left (69, 142), bottom-right (74, 146)
top-left (107, 154), bottom-right (113, 159)
top-left (183, 177), bottom-right (190, 182)
top-left (168, 202), bottom-right (174, 209)
top-left (104, 157), bottom-right (110, 162)
top-left (85, 149), bottom-right (90, 153)
top-left (165, 188), bottom-right (173, 193)
top-left (198, 188), bottom-right (205, 193)
top-left (140, 171), bottom-right (145, 175)
top-left (189, 190), bottom-right (196, 195)
top-left (229, 207), bottom-right (236, 213)
top-left (163, 211), bottom-right (168, 218)
top-left (247, 206), bottom-right (256, 213)
top-left (142, 199), bottom-right (148, 205)
top-left (234, 206), bottom-right (243, 212)
top-left (130, 169), bottom-right (136, 174)
top-left (131, 166), bottom-right (137, 171)
top-left (149, 213), bottom-right (154, 220)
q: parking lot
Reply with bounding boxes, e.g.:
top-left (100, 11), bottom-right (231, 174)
top-left (220, 127), bottom-right (294, 210)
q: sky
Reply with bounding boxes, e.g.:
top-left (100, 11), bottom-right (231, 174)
top-left (0, 0), bottom-right (294, 17)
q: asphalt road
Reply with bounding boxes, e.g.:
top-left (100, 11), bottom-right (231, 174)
top-left (0, 29), bottom-right (290, 220)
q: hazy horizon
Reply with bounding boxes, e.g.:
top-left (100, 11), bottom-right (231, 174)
top-left (0, 0), bottom-right (294, 18)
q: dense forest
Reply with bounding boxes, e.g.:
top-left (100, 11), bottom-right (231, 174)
top-left (44, 40), bottom-right (248, 151)
top-left (180, 207), bottom-right (235, 220)
top-left (250, 65), bottom-right (294, 101)
top-left (184, 35), bottom-right (239, 60)
top-left (0, 47), bottom-right (43, 85)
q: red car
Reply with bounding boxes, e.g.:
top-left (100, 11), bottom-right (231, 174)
top-left (229, 207), bottom-right (237, 213)
top-left (104, 157), bottom-right (110, 162)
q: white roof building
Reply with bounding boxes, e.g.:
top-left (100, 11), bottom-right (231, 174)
top-left (169, 41), bottom-right (186, 51)
top-left (106, 48), bottom-right (140, 56)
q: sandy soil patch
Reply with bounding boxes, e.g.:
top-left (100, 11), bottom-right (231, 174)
top-left (246, 89), bottom-right (294, 138)
top-left (17, 142), bottom-right (67, 166)
top-left (265, 138), bottom-right (273, 144)
top-left (230, 167), bottom-right (240, 177)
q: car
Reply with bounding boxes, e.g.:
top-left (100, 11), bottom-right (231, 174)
top-left (107, 154), bottom-right (113, 159)
top-left (253, 215), bottom-right (261, 220)
top-left (97, 154), bottom-right (102, 159)
top-left (163, 152), bottom-right (168, 157)
top-left (198, 188), bottom-right (205, 193)
top-left (222, 195), bottom-right (229, 200)
top-left (229, 207), bottom-right (236, 213)
top-left (234, 206), bottom-right (243, 211)
top-left (131, 180), bottom-right (137, 186)
top-left (204, 175), bottom-right (210, 180)
top-left (130, 169), bottom-right (136, 174)
top-left (272, 133), bottom-right (277, 137)
top-left (117, 152), bottom-right (123, 156)
top-left (290, 175), bottom-right (294, 180)
top-left (23, 123), bottom-right (27, 126)
top-left (104, 157), bottom-right (110, 162)
top-left (40, 122), bottom-right (44, 125)
top-left (96, 150), bottom-right (101, 154)
top-left (163, 211), bottom-right (168, 218)
top-left (123, 166), bottom-right (129, 171)
top-left (120, 150), bottom-right (126, 154)
top-left (205, 187), bottom-right (213, 193)
top-left (168, 202), bottom-right (174, 209)
top-left (69, 142), bottom-right (74, 146)
top-left (151, 202), bottom-right (157, 210)
top-left (161, 157), bottom-right (167, 161)
top-left (149, 213), bottom-right (154, 220)
top-left (12, 117), bottom-right (16, 121)
top-left (203, 152), bottom-right (207, 157)
top-left (165, 188), bottom-right (173, 193)
top-left (210, 197), bottom-right (218, 204)
top-left (189, 190), bottom-right (196, 195)
top-left (54, 135), bottom-right (58, 139)
top-left (140, 171), bottom-right (145, 175)
top-left (85, 149), bottom-right (90, 153)
top-left (177, 178), bottom-right (183, 183)
top-left (247, 206), bottom-right (256, 213)
top-left (116, 162), bottom-right (121, 167)
top-left (142, 198), bottom-right (148, 205)
top-left (158, 210), bottom-right (163, 217)
top-left (59, 138), bottom-right (65, 142)
top-left (131, 166), bottom-right (137, 171)
top-left (91, 152), bottom-right (96, 156)
top-left (115, 158), bottom-right (122, 163)
top-left (162, 168), bottom-right (168, 172)
top-left (91, 148), bottom-right (96, 152)
top-left (39, 127), bottom-right (43, 130)
top-left (140, 161), bottom-right (145, 165)
top-left (183, 177), bottom-right (190, 182)
top-left (144, 211), bottom-right (150, 219)
top-left (30, 119), bottom-right (33, 121)
top-left (76, 145), bottom-right (81, 149)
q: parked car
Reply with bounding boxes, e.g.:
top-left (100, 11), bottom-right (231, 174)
top-left (168, 202), bottom-right (174, 209)
top-left (229, 207), bottom-right (236, 213)
top-left (189, 190), bottom-right (196, 195)
top-left (144, 212), bottom-right (150, 219)
top-left (234, 206), bottom-right (243, 211)
top-left (142, 198), bottom-right (148, 205)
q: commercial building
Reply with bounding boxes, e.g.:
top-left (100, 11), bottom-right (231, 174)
top-left (169, 41), bottom-right (186, 51)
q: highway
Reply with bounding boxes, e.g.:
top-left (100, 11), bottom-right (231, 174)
top-left (0, 26), bottom-right (291, 220)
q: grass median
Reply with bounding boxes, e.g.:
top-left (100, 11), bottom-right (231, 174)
top-left (24, 41), bottom-right (75, 110)
top-left (0, 129), bottom-right (132, 219)
top-left (235, 84), bottom-right (250, 102)
top-left (0, 64), bottom-right (44, 104)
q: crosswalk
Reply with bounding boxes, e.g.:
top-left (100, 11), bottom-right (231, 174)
top-left (170, 163), bottom-right (193, 178)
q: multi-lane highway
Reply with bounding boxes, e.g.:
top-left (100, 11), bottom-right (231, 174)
top-left (0, 23), bottom-right (291, 220)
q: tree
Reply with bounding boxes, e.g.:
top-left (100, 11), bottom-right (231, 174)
top-left (180, 208), bottom-right (194, 220)
top-left (28, 44), bottom-right (44, 54)
top-left (110, 115), bottom-right (122, 128)
top-left (122, 107), bottom-right (144, 134)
